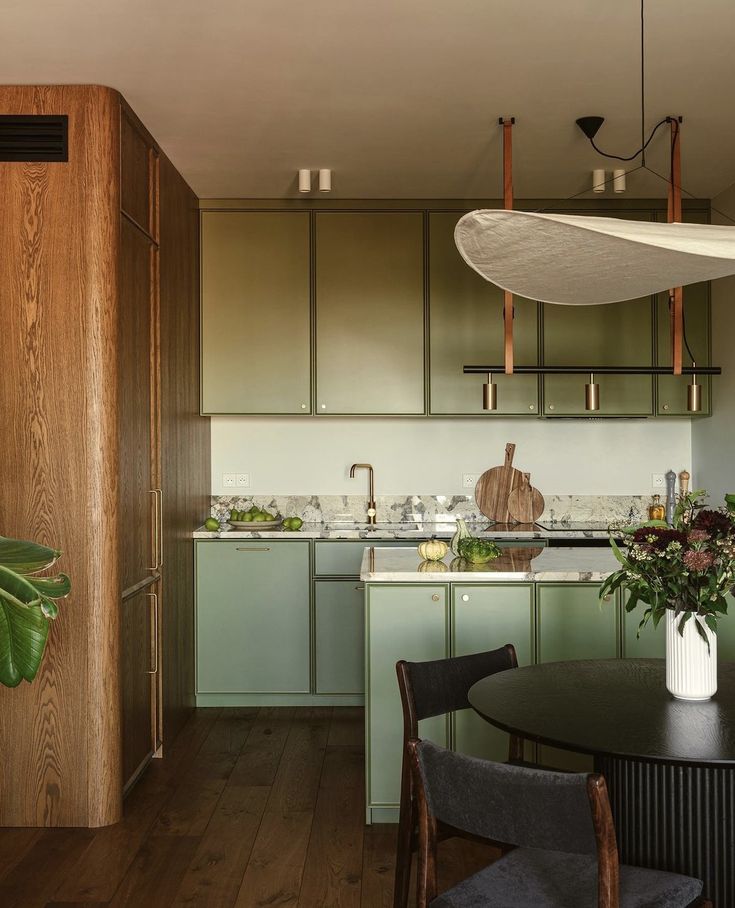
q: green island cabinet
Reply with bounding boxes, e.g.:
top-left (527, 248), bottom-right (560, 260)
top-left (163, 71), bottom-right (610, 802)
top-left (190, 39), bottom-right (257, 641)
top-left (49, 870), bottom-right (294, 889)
top-left (428, 211), bottom-right (540, 415)
top-left (200, 211), bottom-right (311, 414)
top-left (314, 212), bottom-right (425, 414)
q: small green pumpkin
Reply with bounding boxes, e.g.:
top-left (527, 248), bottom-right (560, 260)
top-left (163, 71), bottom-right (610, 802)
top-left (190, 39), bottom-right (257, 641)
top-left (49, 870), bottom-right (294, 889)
top-left (417, 537), bottom-right (448, 561)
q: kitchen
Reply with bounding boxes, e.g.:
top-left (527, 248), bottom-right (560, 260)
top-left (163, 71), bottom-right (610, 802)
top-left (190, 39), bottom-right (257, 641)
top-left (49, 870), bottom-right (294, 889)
top-left (1, 1), bottom-right (735, 906)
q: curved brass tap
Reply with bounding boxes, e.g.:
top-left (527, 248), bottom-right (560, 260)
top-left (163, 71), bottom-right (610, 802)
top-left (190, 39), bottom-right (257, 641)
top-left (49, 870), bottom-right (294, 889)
top-left (349, 463), bottom-right (376, 525)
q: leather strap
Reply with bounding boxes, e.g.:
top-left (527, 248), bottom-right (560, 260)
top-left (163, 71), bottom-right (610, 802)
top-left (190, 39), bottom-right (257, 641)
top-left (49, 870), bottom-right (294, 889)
top-left (502, 118), bottom-right (514, 374)
top-left (668, 118), bottom-right (683, 374)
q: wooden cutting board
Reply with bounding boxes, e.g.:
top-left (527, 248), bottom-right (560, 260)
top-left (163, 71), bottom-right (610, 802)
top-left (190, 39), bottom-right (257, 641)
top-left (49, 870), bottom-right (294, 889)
top-left (507, 473), bottom-right (545, 525)
top-left (474, 443), bottom-right (524, 523)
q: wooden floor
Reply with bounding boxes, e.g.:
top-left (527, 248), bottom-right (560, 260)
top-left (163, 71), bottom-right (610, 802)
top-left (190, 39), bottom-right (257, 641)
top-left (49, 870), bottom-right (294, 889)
top-left (0, 707), bottom-right (496, 908)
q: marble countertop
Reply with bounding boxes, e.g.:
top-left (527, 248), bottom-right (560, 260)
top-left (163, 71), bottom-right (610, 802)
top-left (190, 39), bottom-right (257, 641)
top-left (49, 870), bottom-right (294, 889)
top-left (359, 545), bottom-right (619, 582)
top-left (192, 521), bottom-right (613, 540)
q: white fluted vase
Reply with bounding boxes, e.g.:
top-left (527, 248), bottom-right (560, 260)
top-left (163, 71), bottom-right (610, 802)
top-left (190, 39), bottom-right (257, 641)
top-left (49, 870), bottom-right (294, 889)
top-left (665, 609), bottom-right (717, 701)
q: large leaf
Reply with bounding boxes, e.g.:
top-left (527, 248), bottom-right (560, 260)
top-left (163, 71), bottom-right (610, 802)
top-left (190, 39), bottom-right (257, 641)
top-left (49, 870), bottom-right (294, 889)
top-left (0, 595), bottom-right (49, 686)
top-left (0, 565), bottom-right (42, 609)
top-left (0, 536), bottom-right (60, 573)
top-left (25, 573), bottom-right (71, 600)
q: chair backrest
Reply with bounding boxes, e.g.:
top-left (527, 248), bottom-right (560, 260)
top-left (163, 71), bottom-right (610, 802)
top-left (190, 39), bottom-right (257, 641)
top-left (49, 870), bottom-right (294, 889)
top-left (396, 645), bottom-right (517, 732)
top-left (411, 738), bottom-right (606, 856)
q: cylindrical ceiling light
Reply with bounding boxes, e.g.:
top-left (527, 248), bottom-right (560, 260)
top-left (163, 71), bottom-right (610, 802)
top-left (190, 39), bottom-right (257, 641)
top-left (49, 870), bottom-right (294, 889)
top-left (482, 372), bottom-right (497, 411)
top-left (592, 169), bottom-right (606, 193)
top-left (318, 168), bottom-right (332, 192)
top-left (585, 372), bottom-right (600, 411)
top-left (613, 168), bottom-right (626, 193)
top-left (687, 362), bottom-right (702, 413)
top-left (298, 169), bottom-right (311, 193)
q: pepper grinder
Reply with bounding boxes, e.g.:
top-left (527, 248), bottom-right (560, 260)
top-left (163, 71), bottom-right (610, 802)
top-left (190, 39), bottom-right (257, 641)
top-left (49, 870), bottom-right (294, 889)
top-left (665, 469), bottom-right (677, 525)
top-left (679, 470), bottom-right (690, 498)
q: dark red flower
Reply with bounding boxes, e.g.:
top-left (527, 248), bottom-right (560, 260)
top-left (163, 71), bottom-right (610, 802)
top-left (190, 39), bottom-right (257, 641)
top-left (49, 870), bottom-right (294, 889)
top-left (693, 509), bottom-right (735, 539)
top-left (631, 527), bottom-right (687, 550)
top-left (683, 549), bottom-right (715, 571)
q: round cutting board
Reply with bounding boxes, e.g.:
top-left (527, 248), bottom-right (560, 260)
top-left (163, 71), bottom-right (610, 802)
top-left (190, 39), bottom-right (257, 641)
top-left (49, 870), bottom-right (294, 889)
top-left (507, 473), bottom-right (545, 525)
top-left (474, 443), bottom-right (524, 523)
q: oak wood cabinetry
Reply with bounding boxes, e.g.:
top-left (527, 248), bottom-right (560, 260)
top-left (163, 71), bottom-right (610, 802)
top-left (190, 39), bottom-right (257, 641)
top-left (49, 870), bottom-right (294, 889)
top-left (0, 86), bottom-right (208, 827)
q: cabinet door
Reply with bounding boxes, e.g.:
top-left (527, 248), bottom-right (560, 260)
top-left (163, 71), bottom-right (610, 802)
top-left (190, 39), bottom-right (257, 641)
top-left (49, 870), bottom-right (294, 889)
top-left (119, 217), bottom-right (156, 593)
top-left (623, 596), bottom-right (665, 658)
top-left (719, 595), bottom-right (735, 663)
top-left (315, 580), bottom-right (364, 694)
top-left (366, 585), bottom-right (448, 810)
top-left (121, 107), bottom-right (157, 236)
top-left (196, 540), bottom-right (310, 693)
top-left (122, 585), bottom-right (156, 788)
top-left (429, 212), bottom-right (539, 415)
top-left (655, 209), bottom-right (711, 416)
top-left (452, 584), bottom-right (534, 762)
top-left (315, 212), bottom-right (425, 414)
top-left (201, 211), bottom-right (311, 414)
top-left (537, 582), bottom-right (618, 770)
top-left (542, 210), bottom-right (654, 417)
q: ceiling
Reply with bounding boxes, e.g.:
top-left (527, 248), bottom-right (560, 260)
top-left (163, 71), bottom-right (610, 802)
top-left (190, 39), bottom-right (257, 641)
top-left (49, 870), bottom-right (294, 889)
top-left (2, 0), bottom-right (735, 200)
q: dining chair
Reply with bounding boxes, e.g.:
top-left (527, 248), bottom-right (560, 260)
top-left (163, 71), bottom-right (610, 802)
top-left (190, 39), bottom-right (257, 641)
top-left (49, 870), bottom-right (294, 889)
top-left (408, 737), bottom-right (711, 908)
top-left (394, 645), bottom-right (525, 908)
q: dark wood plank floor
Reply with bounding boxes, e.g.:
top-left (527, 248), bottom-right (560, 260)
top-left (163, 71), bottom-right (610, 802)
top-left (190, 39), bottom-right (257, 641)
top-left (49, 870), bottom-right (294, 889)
top-left (0, 707), bottom-right (497, 907)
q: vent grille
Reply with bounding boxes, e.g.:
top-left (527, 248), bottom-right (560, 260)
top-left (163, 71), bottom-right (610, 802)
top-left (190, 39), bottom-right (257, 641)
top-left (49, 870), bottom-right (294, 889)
top-left (0, 115), bottom-right (68, 162)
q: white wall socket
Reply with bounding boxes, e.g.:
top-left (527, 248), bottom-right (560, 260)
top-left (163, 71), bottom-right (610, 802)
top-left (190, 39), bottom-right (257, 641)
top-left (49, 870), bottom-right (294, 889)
top-left (651, 473), bottom-right (666, 489)
top-left (222, 473), bottom-right (237, 488)
top-left (462, 473), bottom-right (481, 489)
top-left (237, 473), bottom-right (250, 488)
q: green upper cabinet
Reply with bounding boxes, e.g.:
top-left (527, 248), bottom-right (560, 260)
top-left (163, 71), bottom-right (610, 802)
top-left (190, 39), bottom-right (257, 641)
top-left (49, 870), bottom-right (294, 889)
top-left (542, 210), bottom-right (654, 417)
top-left (314, 212), bottom-right (425, 414)
top-left (655, 209), bottom-right (711, 416)
top-left (201, 211), bottom-right (311, 414)
top-left (428, 212), bottom-right (539, 415)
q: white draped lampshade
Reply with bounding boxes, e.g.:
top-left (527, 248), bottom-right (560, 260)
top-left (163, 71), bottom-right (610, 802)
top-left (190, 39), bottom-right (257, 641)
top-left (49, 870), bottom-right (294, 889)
top-left (454, 209), bottom-right (735, 305)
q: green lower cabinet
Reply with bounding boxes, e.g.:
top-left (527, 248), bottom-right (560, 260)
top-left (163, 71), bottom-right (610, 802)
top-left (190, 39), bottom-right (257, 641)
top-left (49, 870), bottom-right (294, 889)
top-left (537, 582), bottom-right (619, 770)
top-left (452, 584), bottom-right (535, 762)
top-left (623, 596), bottom-right (666, 658)
top-left (196, 540), bottom-right (310, 698)
top-left (366, 584), bottom-right (448, 821)
top-left (314, 580), bottom-right (364, 695)
top-left (719, 596), bottom-right (735, 662)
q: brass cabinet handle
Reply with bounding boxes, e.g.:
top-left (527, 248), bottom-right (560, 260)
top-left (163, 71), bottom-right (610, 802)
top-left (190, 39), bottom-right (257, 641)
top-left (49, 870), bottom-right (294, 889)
top-left (147, 592), bottom-right (159, 675)
top-left (432, 594), bottom-right (440, 602)
top-left (602, 594), bottom-right (612, 601)
top-left (355, 585), bottom-right (365, 591)
top-left (148, 490), bottom-right (160, 571)
top-left (155, 488), bottom-right (163, 567)
top-left (236, 547), bottom-right (271, 552)
top-left (461, 594), bottom-right (470, 602)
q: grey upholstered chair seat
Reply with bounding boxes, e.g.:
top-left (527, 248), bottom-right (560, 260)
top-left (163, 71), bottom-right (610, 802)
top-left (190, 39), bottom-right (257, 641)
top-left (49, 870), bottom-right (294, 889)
top-left (431, 847), bottom-right (703, 908)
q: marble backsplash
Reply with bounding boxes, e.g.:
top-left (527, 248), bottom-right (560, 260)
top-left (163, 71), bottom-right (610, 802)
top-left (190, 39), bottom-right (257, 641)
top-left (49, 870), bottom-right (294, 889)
top-left (209, 494), bottom-right (647, 525)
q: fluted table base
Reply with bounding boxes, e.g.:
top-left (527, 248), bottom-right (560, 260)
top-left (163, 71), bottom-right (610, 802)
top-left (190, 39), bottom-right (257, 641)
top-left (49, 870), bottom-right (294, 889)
top-left (597, 756), bottom-right (735, 907)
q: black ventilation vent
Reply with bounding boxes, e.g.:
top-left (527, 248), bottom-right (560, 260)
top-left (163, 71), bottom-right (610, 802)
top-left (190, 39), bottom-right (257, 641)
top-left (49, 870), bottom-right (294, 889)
top-left (0, 115), bottom-right (68, 162)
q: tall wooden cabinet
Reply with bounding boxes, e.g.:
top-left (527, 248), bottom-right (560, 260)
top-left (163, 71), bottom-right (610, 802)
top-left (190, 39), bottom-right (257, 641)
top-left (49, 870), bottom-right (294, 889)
top-left (0, 85), bottom-right (208, 827)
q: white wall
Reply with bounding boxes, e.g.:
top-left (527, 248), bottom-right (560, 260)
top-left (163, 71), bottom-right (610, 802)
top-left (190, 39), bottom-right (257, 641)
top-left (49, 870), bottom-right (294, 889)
top-left (211, 416), bottom-right (691, 496)
top-left (692, 183), bottom-right (735, 499)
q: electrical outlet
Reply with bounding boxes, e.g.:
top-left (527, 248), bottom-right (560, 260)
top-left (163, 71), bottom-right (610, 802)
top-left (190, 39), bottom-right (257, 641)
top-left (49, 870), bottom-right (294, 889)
top-left (462, 473), bottom-right (481, 489)
top-left (236, 473), bottom-right (250, 488)
top-left (651, 473), bottom-right (666, 489)
top-left (222, 473), bottom-right (237, 488)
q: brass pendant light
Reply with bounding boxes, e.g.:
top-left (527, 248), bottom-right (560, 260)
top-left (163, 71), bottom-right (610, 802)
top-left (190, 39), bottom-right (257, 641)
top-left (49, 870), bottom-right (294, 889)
top-left (585, 373), bottom-right (600, 412)
top-left (483, 372), bottom-right (498, 411)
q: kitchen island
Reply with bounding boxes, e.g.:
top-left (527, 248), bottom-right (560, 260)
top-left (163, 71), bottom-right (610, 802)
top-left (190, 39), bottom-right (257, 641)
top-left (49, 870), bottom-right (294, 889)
top-left (361, 545), bottom-right (629, 823)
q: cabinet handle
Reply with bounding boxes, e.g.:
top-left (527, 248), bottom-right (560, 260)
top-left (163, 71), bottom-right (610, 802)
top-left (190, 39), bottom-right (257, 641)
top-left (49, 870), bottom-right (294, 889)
top-left (355, 585), bottom-right (365, 591)
top-left (155, 488), bottom-right (163, 567)
top-left (431, 594), bottom-right (440, 602)
top-left (148, 490), bottom-right (160, 571)
top-left (602, 594), bottom-right (612, 601)
top-left (461, 594), bottom-right (470, 602)
top-left (236, 547), bottom-right (271, 552)
top-left (147, 592), bottom-right (158, 675)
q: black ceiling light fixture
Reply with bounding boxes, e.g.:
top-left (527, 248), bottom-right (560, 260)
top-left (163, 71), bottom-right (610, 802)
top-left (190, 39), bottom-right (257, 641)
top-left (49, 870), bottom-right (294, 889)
top-left (575, 116), bottom-right (605, 141)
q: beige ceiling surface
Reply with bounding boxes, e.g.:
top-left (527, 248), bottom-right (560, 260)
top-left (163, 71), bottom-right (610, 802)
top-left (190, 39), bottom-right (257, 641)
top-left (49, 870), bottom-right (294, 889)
top-left (1, 0), bottom-right (734, 199)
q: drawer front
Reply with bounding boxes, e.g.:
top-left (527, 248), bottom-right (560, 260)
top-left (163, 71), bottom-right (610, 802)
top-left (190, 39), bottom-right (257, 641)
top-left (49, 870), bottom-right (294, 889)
top-left (314, 539), bottom-right (419, 576)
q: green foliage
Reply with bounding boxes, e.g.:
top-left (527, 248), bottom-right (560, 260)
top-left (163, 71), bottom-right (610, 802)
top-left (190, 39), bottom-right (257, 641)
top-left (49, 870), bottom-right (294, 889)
top-left (600, 492), bottom-right (735, 651)
top-left (0, 536), bottom-right (70, 687)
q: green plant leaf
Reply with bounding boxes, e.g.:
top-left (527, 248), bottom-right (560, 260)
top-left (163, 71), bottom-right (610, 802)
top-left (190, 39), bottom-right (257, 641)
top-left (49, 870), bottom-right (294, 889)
top-left (608, 537), bottom-right (631, 568)
top-left (0, 565), bottom-right (42, 609)
top-left (0, 536), bottom-right (60, 574)
top-left (25, 573), bottom-right (71, 601)
top-left (704, 614), bottom-right (718, 635)
top-left (677, 610), bottom-right (692, 636)
top-left (0, 595), bottom-right (49, 687)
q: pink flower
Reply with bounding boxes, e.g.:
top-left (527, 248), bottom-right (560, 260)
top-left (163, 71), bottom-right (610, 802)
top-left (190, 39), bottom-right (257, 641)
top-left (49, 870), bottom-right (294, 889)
top-left (687, 529), bottom-right (710, 543)
top-left (683, 549), bottom-right (714, 571)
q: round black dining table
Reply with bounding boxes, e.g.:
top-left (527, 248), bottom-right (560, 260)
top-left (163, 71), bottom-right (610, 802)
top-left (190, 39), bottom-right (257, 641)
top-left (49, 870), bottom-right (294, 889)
top-left (468, 659), bottom-right (735, 907)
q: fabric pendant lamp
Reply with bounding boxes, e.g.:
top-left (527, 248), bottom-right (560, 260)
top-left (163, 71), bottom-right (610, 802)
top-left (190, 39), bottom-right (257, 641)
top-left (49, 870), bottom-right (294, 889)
top-left (454, 209), bottom-right (735, 305)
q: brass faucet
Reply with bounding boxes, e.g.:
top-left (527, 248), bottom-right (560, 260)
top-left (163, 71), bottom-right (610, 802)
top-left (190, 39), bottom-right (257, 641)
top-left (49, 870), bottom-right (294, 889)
top-left (349, 463), bottom-right (377, 525)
